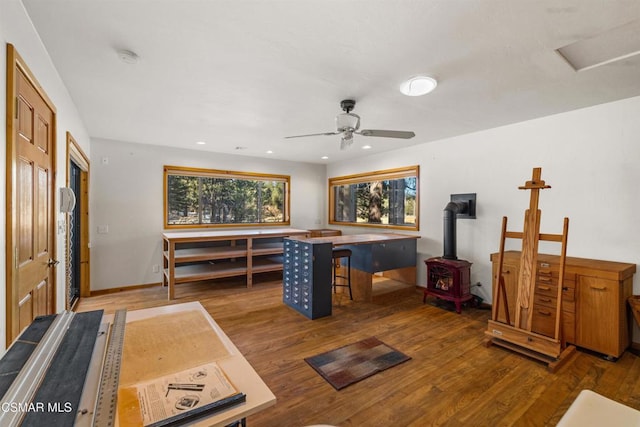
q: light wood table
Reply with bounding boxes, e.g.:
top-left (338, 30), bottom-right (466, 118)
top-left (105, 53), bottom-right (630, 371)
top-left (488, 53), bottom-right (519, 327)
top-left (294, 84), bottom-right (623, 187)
top-left (111, 302), bottom-right (275, 426)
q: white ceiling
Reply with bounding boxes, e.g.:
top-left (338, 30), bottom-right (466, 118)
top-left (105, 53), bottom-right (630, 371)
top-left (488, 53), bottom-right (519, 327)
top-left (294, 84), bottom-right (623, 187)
top-left (22, 0), bottom-right (640, 164)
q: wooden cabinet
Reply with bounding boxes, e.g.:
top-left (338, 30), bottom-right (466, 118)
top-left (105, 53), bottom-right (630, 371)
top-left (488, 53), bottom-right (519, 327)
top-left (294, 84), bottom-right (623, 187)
top-left (491, 251), bottom-right (636, 359)
top-left (492, 258), bottom-right (519, 325)
top-left (163, 228), bottom-right (309, 300)
top-left (576, 276), bottom-right (627, 358)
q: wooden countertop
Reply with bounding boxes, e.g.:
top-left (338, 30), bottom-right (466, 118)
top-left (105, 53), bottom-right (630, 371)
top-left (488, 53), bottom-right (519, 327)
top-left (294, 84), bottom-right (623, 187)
top-left (289, 233), bottom-right (419, 246)
top-left (492, 250), bottom-right (636, 280)
top-left (162, 227), bottom-right (309, 241)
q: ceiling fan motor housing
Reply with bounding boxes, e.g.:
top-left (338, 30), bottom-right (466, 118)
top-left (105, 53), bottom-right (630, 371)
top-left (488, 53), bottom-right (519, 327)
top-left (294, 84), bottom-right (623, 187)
top-left (336, 113), bottom-right (360, 132)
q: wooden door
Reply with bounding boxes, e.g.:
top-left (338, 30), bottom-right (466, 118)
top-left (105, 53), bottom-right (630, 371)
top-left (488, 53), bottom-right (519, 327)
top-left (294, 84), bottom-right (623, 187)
top-left (576, 275), bottom-right (620, 357)
top-left (5, 44), bottom-right (57, 345)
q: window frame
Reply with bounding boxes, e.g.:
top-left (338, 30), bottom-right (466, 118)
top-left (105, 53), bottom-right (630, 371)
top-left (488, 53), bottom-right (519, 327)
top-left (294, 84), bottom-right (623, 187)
top-left (163, 165), bottom-right (291, 229)
top-left (328, 165), bottom-right (420, 231)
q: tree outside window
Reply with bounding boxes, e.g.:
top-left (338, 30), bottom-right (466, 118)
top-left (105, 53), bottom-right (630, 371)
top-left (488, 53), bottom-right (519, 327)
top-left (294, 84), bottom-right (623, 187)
top-left (164, 166), bottom-right (289, 228)
top-left (329, 166), bottom-right (419, 230)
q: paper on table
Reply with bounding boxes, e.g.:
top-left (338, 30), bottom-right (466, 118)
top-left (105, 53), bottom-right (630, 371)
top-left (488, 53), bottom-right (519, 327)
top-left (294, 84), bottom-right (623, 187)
top-left (133, 362), bottom-right (239, 426)
top-left (120, 310), bottom-right (231, 387)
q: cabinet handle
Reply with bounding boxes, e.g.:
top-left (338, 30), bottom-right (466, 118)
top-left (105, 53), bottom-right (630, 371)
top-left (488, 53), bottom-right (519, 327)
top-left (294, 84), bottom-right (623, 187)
top-left (590, 285), bottom-right (607, 291)
top-left (539, 286), bottom-right (551, 291)
top-left (502, 270), bottom-right (511, 275)
top-left (539, 298), bottom-right (552, 303)
top-left (538, 277), bottom-right (551, 282)
top-left (537, 310), bottom-right (551, 316)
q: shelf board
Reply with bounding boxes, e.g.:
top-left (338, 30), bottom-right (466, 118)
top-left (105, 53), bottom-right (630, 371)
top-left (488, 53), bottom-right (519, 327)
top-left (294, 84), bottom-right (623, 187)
top-left (252, 242), bottom-right (284, 256)
top-left (252, 256), bottom-right (285, 273)
top-left (169, 261), bottom-right (248, 283)
top-left (165, 246), bottom-right (248, 263)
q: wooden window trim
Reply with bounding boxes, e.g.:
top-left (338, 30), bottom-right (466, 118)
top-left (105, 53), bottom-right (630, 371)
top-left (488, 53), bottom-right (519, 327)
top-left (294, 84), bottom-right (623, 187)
top-left (163, 165), bottom-right (291, 229)
top-left (328, 165), bottom-right (419, 231)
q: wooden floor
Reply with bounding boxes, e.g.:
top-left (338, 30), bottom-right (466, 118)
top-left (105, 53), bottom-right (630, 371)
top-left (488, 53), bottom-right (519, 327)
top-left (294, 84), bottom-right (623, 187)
top-left (77, 277), bottom-right (640, 426)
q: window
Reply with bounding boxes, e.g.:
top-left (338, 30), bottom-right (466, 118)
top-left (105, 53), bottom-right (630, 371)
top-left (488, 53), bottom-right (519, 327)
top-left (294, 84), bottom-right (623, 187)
top-left (164, 166), bottom-right (290, 228)
top-left (329, 165), bottom-right (419, 230)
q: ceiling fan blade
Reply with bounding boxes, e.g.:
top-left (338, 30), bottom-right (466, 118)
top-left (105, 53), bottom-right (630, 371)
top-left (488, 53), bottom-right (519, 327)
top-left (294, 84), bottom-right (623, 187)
top-left (357, 129), bottom-right (416, 139)
top-left (284, 132), bottom-right (340, 139)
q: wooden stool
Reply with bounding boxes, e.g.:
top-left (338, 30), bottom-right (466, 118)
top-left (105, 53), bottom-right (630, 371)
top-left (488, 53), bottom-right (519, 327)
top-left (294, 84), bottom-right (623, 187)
top-left (332, 248), bottom-right (353, 300)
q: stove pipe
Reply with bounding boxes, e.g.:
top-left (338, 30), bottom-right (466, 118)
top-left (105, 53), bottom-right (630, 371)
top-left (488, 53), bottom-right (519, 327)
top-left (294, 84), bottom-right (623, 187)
top-left (443, 201), bottom-right (469, 260)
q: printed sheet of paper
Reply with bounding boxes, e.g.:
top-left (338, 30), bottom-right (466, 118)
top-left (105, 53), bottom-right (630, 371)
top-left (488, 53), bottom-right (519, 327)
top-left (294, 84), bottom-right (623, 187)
top-left (133, 362), bottom-right (238, 426)
top-left (120, 310), bottom-right (231, 387)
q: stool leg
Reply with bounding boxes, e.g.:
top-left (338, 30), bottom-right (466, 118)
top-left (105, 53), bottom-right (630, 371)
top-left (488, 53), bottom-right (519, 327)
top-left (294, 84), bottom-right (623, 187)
top-left (332, 259), bottom-right (337, 293)
top-left (347, 256), bottom-right (353, 300)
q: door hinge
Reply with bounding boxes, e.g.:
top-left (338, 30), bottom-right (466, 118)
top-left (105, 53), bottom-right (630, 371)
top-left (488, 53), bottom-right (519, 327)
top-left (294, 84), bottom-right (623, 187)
top-left (15, 97), bottom-right (18, 119)
top-left (15, 246), bottom-right (18, 269)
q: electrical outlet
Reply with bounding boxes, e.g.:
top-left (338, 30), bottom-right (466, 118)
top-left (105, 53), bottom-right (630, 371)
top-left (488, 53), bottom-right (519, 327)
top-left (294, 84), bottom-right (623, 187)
top-left (97, 225), bottom-right (109, 234)
top-left (152, 264), bottom-right (160, 273)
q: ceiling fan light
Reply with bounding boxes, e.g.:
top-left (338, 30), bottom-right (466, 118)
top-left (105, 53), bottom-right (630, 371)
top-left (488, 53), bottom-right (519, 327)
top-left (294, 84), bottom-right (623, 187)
top-left (340, 135), bottom-right (354, 150)
top-left (400, 75), bottom-right (437, 96)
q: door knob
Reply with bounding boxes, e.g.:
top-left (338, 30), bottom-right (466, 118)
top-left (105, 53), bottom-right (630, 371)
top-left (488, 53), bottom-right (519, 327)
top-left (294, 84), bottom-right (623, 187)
top-left (47, 259), bottom-right (60, 267)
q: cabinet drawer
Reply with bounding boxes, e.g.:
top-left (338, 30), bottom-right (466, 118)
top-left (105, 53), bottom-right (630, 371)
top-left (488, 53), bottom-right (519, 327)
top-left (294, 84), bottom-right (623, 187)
top-left (536, 282), bottom-right (557, 298)
top-left (532, 306), bottom-right (556, 337)
top-left (535, 281), bottom-right (575, 300)
top-left (534, 294), bottom-right (556, 308)
top-left (562, 280), bottom-right (576, 303)
top-left (532, 306), bottom-right (575, 340)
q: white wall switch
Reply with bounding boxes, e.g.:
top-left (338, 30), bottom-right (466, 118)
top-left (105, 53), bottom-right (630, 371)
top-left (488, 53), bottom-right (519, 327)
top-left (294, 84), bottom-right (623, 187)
top-left (97, 225), bottom-right (109, 234)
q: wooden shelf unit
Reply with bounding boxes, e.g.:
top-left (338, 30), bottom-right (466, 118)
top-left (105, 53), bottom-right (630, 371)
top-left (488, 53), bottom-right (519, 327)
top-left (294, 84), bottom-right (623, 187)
top-left (491, 251), bottom-right (636, 359)
top-left (163, 228), bottom-right (309, 299)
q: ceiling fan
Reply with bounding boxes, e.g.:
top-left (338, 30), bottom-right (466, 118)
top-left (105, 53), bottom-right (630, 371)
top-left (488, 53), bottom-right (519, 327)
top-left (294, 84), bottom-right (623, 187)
top-left (285, 99), bottom-right (416, 150)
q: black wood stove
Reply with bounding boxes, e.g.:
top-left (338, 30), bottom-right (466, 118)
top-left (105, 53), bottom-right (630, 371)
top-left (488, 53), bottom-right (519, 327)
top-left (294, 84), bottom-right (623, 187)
top-left (423, 195), bottom-right (475, 313)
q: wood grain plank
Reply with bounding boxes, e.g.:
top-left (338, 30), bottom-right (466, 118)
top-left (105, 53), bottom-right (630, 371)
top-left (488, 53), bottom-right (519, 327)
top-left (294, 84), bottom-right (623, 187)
top-left (76, 276), bottom-right (640, 426)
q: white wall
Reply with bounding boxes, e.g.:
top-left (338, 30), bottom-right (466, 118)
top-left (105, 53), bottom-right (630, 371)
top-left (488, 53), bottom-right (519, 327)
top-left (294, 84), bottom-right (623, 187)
top-left (0, 0), bottom-right (91, 353)
top-left (89, 138), bottom-right (326, 290)
top-left (327, 95), bottom-right (640, 306)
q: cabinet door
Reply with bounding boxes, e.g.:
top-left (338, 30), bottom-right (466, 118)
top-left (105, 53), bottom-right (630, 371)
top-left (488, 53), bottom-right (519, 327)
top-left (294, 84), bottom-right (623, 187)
top-left (492, 260), bottom-right (519, 325)
top-left (576, 276), bottom-right (619, 356)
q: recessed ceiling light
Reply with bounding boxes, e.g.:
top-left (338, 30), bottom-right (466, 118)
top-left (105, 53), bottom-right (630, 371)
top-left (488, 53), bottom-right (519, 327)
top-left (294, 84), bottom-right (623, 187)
top-left (266, 150), bottom-right (273, 154)
top-left (400, 75), bottom-right (437, 96)
top-left (116, 49), bottom-right (139, 64)
top-left (321, 156), bottom-right (329, 160)
top-left (235, 146), bottom-right (247, 150)
top-left (196, 141), bottom-right (206, 145)
top-left (362, 145), bottom-right (372, 150)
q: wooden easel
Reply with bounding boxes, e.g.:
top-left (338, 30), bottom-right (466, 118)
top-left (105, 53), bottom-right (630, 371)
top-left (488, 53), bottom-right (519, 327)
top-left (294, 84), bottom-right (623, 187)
top-left (485, 168), bottom-right (575, 372)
